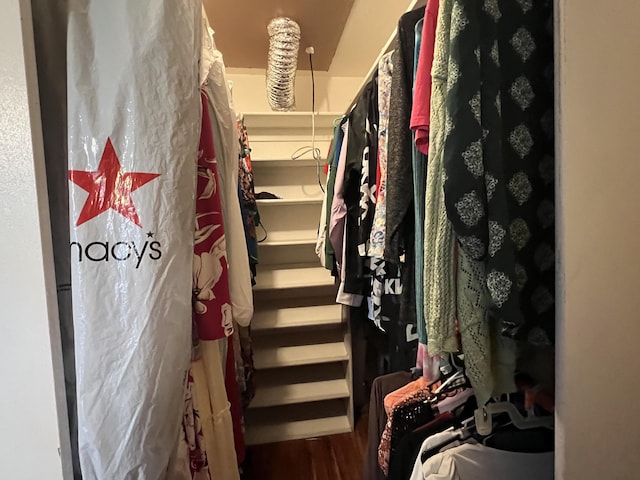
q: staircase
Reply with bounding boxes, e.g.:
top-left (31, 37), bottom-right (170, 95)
top-left (244, 111), bottom-right (354, 445)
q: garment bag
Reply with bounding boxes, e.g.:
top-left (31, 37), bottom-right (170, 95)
top-left (67, 1), bottom-right (201, 477)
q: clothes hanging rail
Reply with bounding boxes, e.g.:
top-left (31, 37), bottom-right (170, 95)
top-left (342, 0), bottom-right (427, 116)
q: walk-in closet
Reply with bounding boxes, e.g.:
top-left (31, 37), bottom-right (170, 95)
top-left (4, 0), bottom-right (640, 479)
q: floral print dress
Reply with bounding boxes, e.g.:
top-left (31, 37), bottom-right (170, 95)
top-left (193, 92), bottom-right (233, 341)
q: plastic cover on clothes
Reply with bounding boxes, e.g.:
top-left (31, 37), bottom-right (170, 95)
top-left (67, 1), bottom-right (201, 478)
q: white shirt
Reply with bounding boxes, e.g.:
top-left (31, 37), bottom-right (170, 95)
top-left (201, 22), bottom-right (254, 327)
top-left (410, 429), bottom-right (462, 480)
top-left (421, 442), bottom-right (553, 480)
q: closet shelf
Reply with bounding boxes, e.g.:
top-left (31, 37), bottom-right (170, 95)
top-left (245, 108), bottom-right (354, 444)
top-left (255, 186), bottom-right (324, 201)
top-left (256, 198), bottom-right (323, 206)
top-left (251, 158), bottom-right (320, 168)
top-left (245, 414), bottom-right (351, 446)
top-left (252, 304), bottom-right (342, 331)
top-left (250, 378), bottom-right (350, 409)
top-left (253, 264), bottom-right (334, 291)
top-left (243, 111), bottom-right (342, 129)
top-left (259, 230), bottom-right (318, 247)
top-left (253, 342), bottom-right (349, 369)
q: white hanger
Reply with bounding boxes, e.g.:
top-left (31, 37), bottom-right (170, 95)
top-left (474, 401), bottom-right (554, 436)
top-left (433, 370), bottom-right (466, 396)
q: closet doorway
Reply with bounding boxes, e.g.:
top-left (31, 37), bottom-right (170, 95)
top-left (8, 0), bottom-right (640, 479)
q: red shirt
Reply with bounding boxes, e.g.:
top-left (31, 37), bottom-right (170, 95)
top-left (193, 91), bottom-right (233, 340)
top-left (410, 0), bottom-right (440, 155)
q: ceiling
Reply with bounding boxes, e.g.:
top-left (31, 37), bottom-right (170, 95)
top-left (329, 0), bottom-right (424, 76)
top-left (204, 0), bottom-right (355, 71)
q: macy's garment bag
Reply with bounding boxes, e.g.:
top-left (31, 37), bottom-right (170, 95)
top-left (67, 1), bottom-right (201, 477)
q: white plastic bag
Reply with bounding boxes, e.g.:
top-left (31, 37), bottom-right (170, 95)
top-left (67, 1), bottom-right (201, 478)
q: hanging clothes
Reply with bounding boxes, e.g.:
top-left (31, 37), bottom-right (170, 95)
top-left (441, 0), bottom-right (555, 342)
top-left (411, 1), bottom-right (441, 373)
top-left (185, 90), bottom-right (241, 480)
top-left (411, 0), bottom-right (440, 156)
top-left (193, 91), bottom-right (233, 341)
top-left (224, 336), bottom-right (246, 464)
top-left (366, 52), bottom-right (405, 335)
top-left (322, 118), bottom-right (348, 272)
top-left (412, 13), bottom-right (441, 384)
top-left (236, 117), bottom-right (260, 283)
top-left (202, 24), bottom-right (254, 328)
top-left (357, 73), bottom-right (379, 258)
top-left (378, 377), bottom-right (432, 475)
top-left (456, 248), bottom-right (517, 406)
top-left (364, 371), bottom-right (414, 480)
top-left (316, 137), bottom-right (334, 269)
top-left (384, 9), bottom-right (426, 375)
top-left (66, 2), bottom-right (200, 476)
top-left (368, 51), bottom-right (394, 259)
top-left (330, 120), bottom-right (350, 279)
top-left (412, 18), bottom-right (429, 350)
top-left (234, 118), bottom-right (258, 412)
top-left (359, 2), bottom-right (557, 477)
top-left (195, 340), bottom-right (242, 480)
top-left (234, 322), bottom-right (256, 411)
top-left (170, 366), bottom-right (211, 480)
top-left (422, 0), bottom-right (458, 357)
top-left (384, 7), bottom-right (425, 263)
top-left (342, 81), bottom-right (374, 298)
top-left (419, 443), bottom-right (553, 479)
top-left (388, 413), bottom-right (455, 480)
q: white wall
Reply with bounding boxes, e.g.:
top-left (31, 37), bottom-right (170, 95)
top-left (556, 0), bottom-right (640, 478)
top-left (329, 0), bottom-right (423, 76)
top-left (9, 0), bottom-right (640, 478)
top-left (227, 68), bottom-right (361, 113)
top-left (0, 1), bottom-right (69, 478)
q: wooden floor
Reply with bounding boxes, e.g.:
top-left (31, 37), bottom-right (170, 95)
top-left (243, 412), bottom-right (368, 480)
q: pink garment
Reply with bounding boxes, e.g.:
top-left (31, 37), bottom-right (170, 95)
top-left (417, 343), bottom-right (441, 384)
top-left (410, 0), bottom-right (440, 155)
top-left (328, 120), bottom-right (350, 274)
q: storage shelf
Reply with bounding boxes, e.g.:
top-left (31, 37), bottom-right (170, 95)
top-left (248, 139), bottom-right (332, 161)
top-left (244, 109), bottom-right (354, 445)
top-left (251, 158), bottom-right (320, 168)
top-left (260, 229), bottom-right (318, 247)
top-left (250, 378), bottom-right (350, 408)
top-left (254, 264), bottom-right (334, 291)
top-left (254, 342), bottom-right (348, 369)
top-left (252, 304), bottom-right (342, 331)
top-left (245, 414), bottom-right (351, 446)
top-left (255, 186), bottom-right (324, 201)
top-left (256, 198), bottom-right (323, 206)
top-left (243, 111), bottom-right (342, 129)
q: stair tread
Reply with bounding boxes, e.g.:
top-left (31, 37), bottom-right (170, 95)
top-left (253, 342), bottom-right (348, 369)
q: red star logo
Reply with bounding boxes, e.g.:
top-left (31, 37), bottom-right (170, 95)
top-left (68, 138), bottom-right (160, 227)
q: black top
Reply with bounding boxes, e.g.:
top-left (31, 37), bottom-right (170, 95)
top-left (442, 0), bottom-right (555, 342)
top-left (384, 7), bottom-right (427, 263)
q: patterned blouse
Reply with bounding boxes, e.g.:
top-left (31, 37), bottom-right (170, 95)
top-left (442, 0), bottom-right (555, 343)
